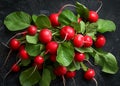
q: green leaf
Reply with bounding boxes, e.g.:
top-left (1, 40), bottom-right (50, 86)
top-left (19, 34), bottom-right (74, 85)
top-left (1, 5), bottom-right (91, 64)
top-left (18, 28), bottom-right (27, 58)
top-left (25, 43), bottom-right (41, 56)
top-left (71, 21), bottom-right (85, 34)
top-left (35, 14), bottom-right (51, 29)
top-left (19, 67), bottom-right (41, 86)
top-left (57, 42), bottom-right (74, 66)
top-left (93, 49), bottom-right (119, 74)
top-left (80, 62), bottom-right (88, 71)
top-left (59, 10), bottom-right (77, 25)
top-left (97, 19), bottom-right (116, 33)
top-left (75, 47), bottom-right (93, 53)
top-left (20, 59), bottom-right (31, 66)
top-left (40, 68), bottom-right (51, 86)
top-left (26, 34), bottom-right (39, 44)
top-left (4, 11), bottom-right (31, 31)
top-left (32, 15), bottom-right (38, 23)
top-left (67, 61), bottom-right (80, 71)
top-left (76, 2), bottom-right (89, 20)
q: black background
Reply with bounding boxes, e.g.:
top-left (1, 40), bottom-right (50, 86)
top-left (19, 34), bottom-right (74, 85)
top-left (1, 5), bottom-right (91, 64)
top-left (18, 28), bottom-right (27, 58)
top-left (0, 0), bottom-right (120, 86)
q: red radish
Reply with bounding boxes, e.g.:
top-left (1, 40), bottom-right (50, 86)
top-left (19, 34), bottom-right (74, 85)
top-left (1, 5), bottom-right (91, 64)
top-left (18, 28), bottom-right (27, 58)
top-left (60, 26), bottom-right (75, 40)
top-left (78, 18), bottom-right (82, 23)
top-left (19, 48), bottom-right (29, 60)
top-left (49, 54), bottom-right (56, 62)
top-left (19, 45), bottom-right (25, 51)
top-left (49, 13), bottom-right (60, 26)
top-left (73, 34), bottom-right (84, 48)
top-left (39, 29), bottom-right (52, 44)
top-left (34, 55), bottom-right (44, 65)
top-left (74, 52), bottom-right (85, 62)
top-left (94, 34), bottom-right (106, 48)
top-left (84, 69), bottom-right (95, 80)
top-left (11, 64), bottom-right (20, 72)
top-left (65, 71), bottom-right (76, 78)
top-left (54, 66), bottom-right (67, 76)
top-left (46, 41), bottom-right (58, 54)
top-left (9, 38), bottom-right (20, 50)
top-left (33, 63), bottom-right (43, 70)
top-left (83, 35), bottom-right (93, 47)
top-left (27, 25), bottom-right (37, 35)
top-left (88, 11), bottom-right (99, 22)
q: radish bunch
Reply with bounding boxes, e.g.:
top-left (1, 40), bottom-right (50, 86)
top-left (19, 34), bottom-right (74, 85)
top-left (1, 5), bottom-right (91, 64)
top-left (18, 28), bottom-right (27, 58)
top-left (1, 1), bottom-right (118, 86)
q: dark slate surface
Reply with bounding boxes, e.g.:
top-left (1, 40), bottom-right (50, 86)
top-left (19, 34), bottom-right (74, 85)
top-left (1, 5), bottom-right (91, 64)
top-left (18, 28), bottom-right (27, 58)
top-left (0, 0), bottom-right (120, 86)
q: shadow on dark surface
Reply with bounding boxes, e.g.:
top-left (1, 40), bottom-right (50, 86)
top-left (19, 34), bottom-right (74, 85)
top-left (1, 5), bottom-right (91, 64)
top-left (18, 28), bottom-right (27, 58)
top-left (0, 0), bottom-right (120, 86)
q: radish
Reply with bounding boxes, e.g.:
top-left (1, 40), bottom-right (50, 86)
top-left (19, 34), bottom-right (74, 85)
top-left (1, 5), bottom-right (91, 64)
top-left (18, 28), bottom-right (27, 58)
top-left (27, 25), bottom-right (37, 36)
top-left (84, 69), bottom-right (95, 80)
top-left (60, 26), bottom-right (75, 40)
top-left (39, 29), bottom-right (52, 44)
top-left (11, 64), bottom-right (20, 72)
top-left (73, 34), bottom-right (84, 48)
top-left (49, 54), bottom-right (56, 62)
top-left (19, 48), bottom-right (29, 60)
top-left (83, 35), bottom-right (93, 47)
top-left (54, 66), bottom-right (67, 76)
top-left (74, 52), bottom-right (85, 62)
top-left (65, 71), bottom-right (76, 78)
top-left (34, 55), bottom-right (44, 65)
top-left (88, 11), bottom-right (99, 22)
top-left (9, 38), bottom-right (20, 50)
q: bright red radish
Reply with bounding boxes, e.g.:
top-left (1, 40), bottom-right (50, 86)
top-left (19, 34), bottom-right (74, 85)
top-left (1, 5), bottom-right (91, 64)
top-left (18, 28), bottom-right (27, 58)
top-left (84, 69), bottom-right (95, 80)
top-left (9, 38), bottom-right (20, 50)
top-left (60, 26), bottom-right (75, 40)
top-left (94, 34), bottom-right (106, 48)
top-left (39, 29), bottom-right (52, 44)
top-left (19, 48), bottom-right (29, 60)
top-left (74, 52), bottom-right (85, 62)
top-left (54, 66), bottom-right (67, 76)
top-left (11, 64), bottom-right (20, 72)
top-left (78, 18), bottom-right (82, 23)
top-left (49, 13), bottom-right (60, 26)
top-left (65, 71), bottom-right (76, 78)
top-left (34, 55), bottom-right (44, 65)
top-left (46, 41), bottom-right (58, 54)
top-left (27, 25), bottom-right (37, 35)
top-left (88, 11), bottom-right (99, 22)
top-left (83, 35), bottom-right (93, 47)
top-left (73, 34), bottom-right (84, 48)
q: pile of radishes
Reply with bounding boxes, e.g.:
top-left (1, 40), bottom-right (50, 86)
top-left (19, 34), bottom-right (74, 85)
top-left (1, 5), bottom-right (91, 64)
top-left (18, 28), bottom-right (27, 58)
top-left (1, 1), bottom-right (118, 86)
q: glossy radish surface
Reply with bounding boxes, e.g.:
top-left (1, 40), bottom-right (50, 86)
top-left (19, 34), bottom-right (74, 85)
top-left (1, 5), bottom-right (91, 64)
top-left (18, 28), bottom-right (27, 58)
top-left (83, 35), bottom-right (93, 47)
top-left (74, 52), bottom-right (85, 62)
top-left (65, 71), bottom-right (76, 78)
top-left (27, 25), bottom-right (37, 36)
top-left (84, 69), bottom-right (95, 80)
top-left (34, 55), bottom-right (44, 65)
top-left (46, 41), bottom-right (58, 54)
top-left (49, 13), bottom-right (60, 26)
top-left (9, 38), bottom-right (20, 50)
top-left (88, 11), bottom-right (99, 22)
top-left (39, 29), bottom-right (52, 44)
top-left (19, 48), bottom-right (29, 60)
top-left (60, 26), bottom-right (75, 40)
top-left (94, 35), bottom-right (106, 48)
top-left (73, 34), bottom-right (84, 48)
top-left (11, 64), bottom-right (20, 72)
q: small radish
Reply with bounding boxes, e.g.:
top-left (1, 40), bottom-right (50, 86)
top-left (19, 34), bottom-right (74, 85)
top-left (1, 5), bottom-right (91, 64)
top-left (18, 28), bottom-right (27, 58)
top-left (54, 66), bottom-right (67, 76)
top-left (19, 45), bottom-right (25, 51)
top-left (65, 71), bottom-right (76, 78)
top-left (94, 34), bottom-right (106, 48)
top-left (60, 26), bottom-right (75, 40)
top-left (78, 18), bottom-right (82, 23)
top-left (34, 55), bottom-right (44, 65)
top-left (83, 35), bottom-right (93, 47)
top-left (46, 41), bottom-right (58, 54)
top-left (33, 63), bottom-right (43, 70)
top-left (9, 38), bottom-right (20, 50)
top-left (27, 25), bottom-right (37, 36)
top-left (73, 34), bottom-right (84, 48)
top-left (74, 52), bottom-right (85, 62)
top-left (49, 13), bottom-right (60, 26)
top-left (88, 11), bottom-right (99, 22)
top-left (84, 69), bottom-right (95, 80)
top-left (49, 54), bottom-right (56, 62)
top-left (39, 29), bottom-right (52, 44)
top-left (11, 64), bottom-right (20, 72)
top-left (19, 48), bottom-right (29, 60)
